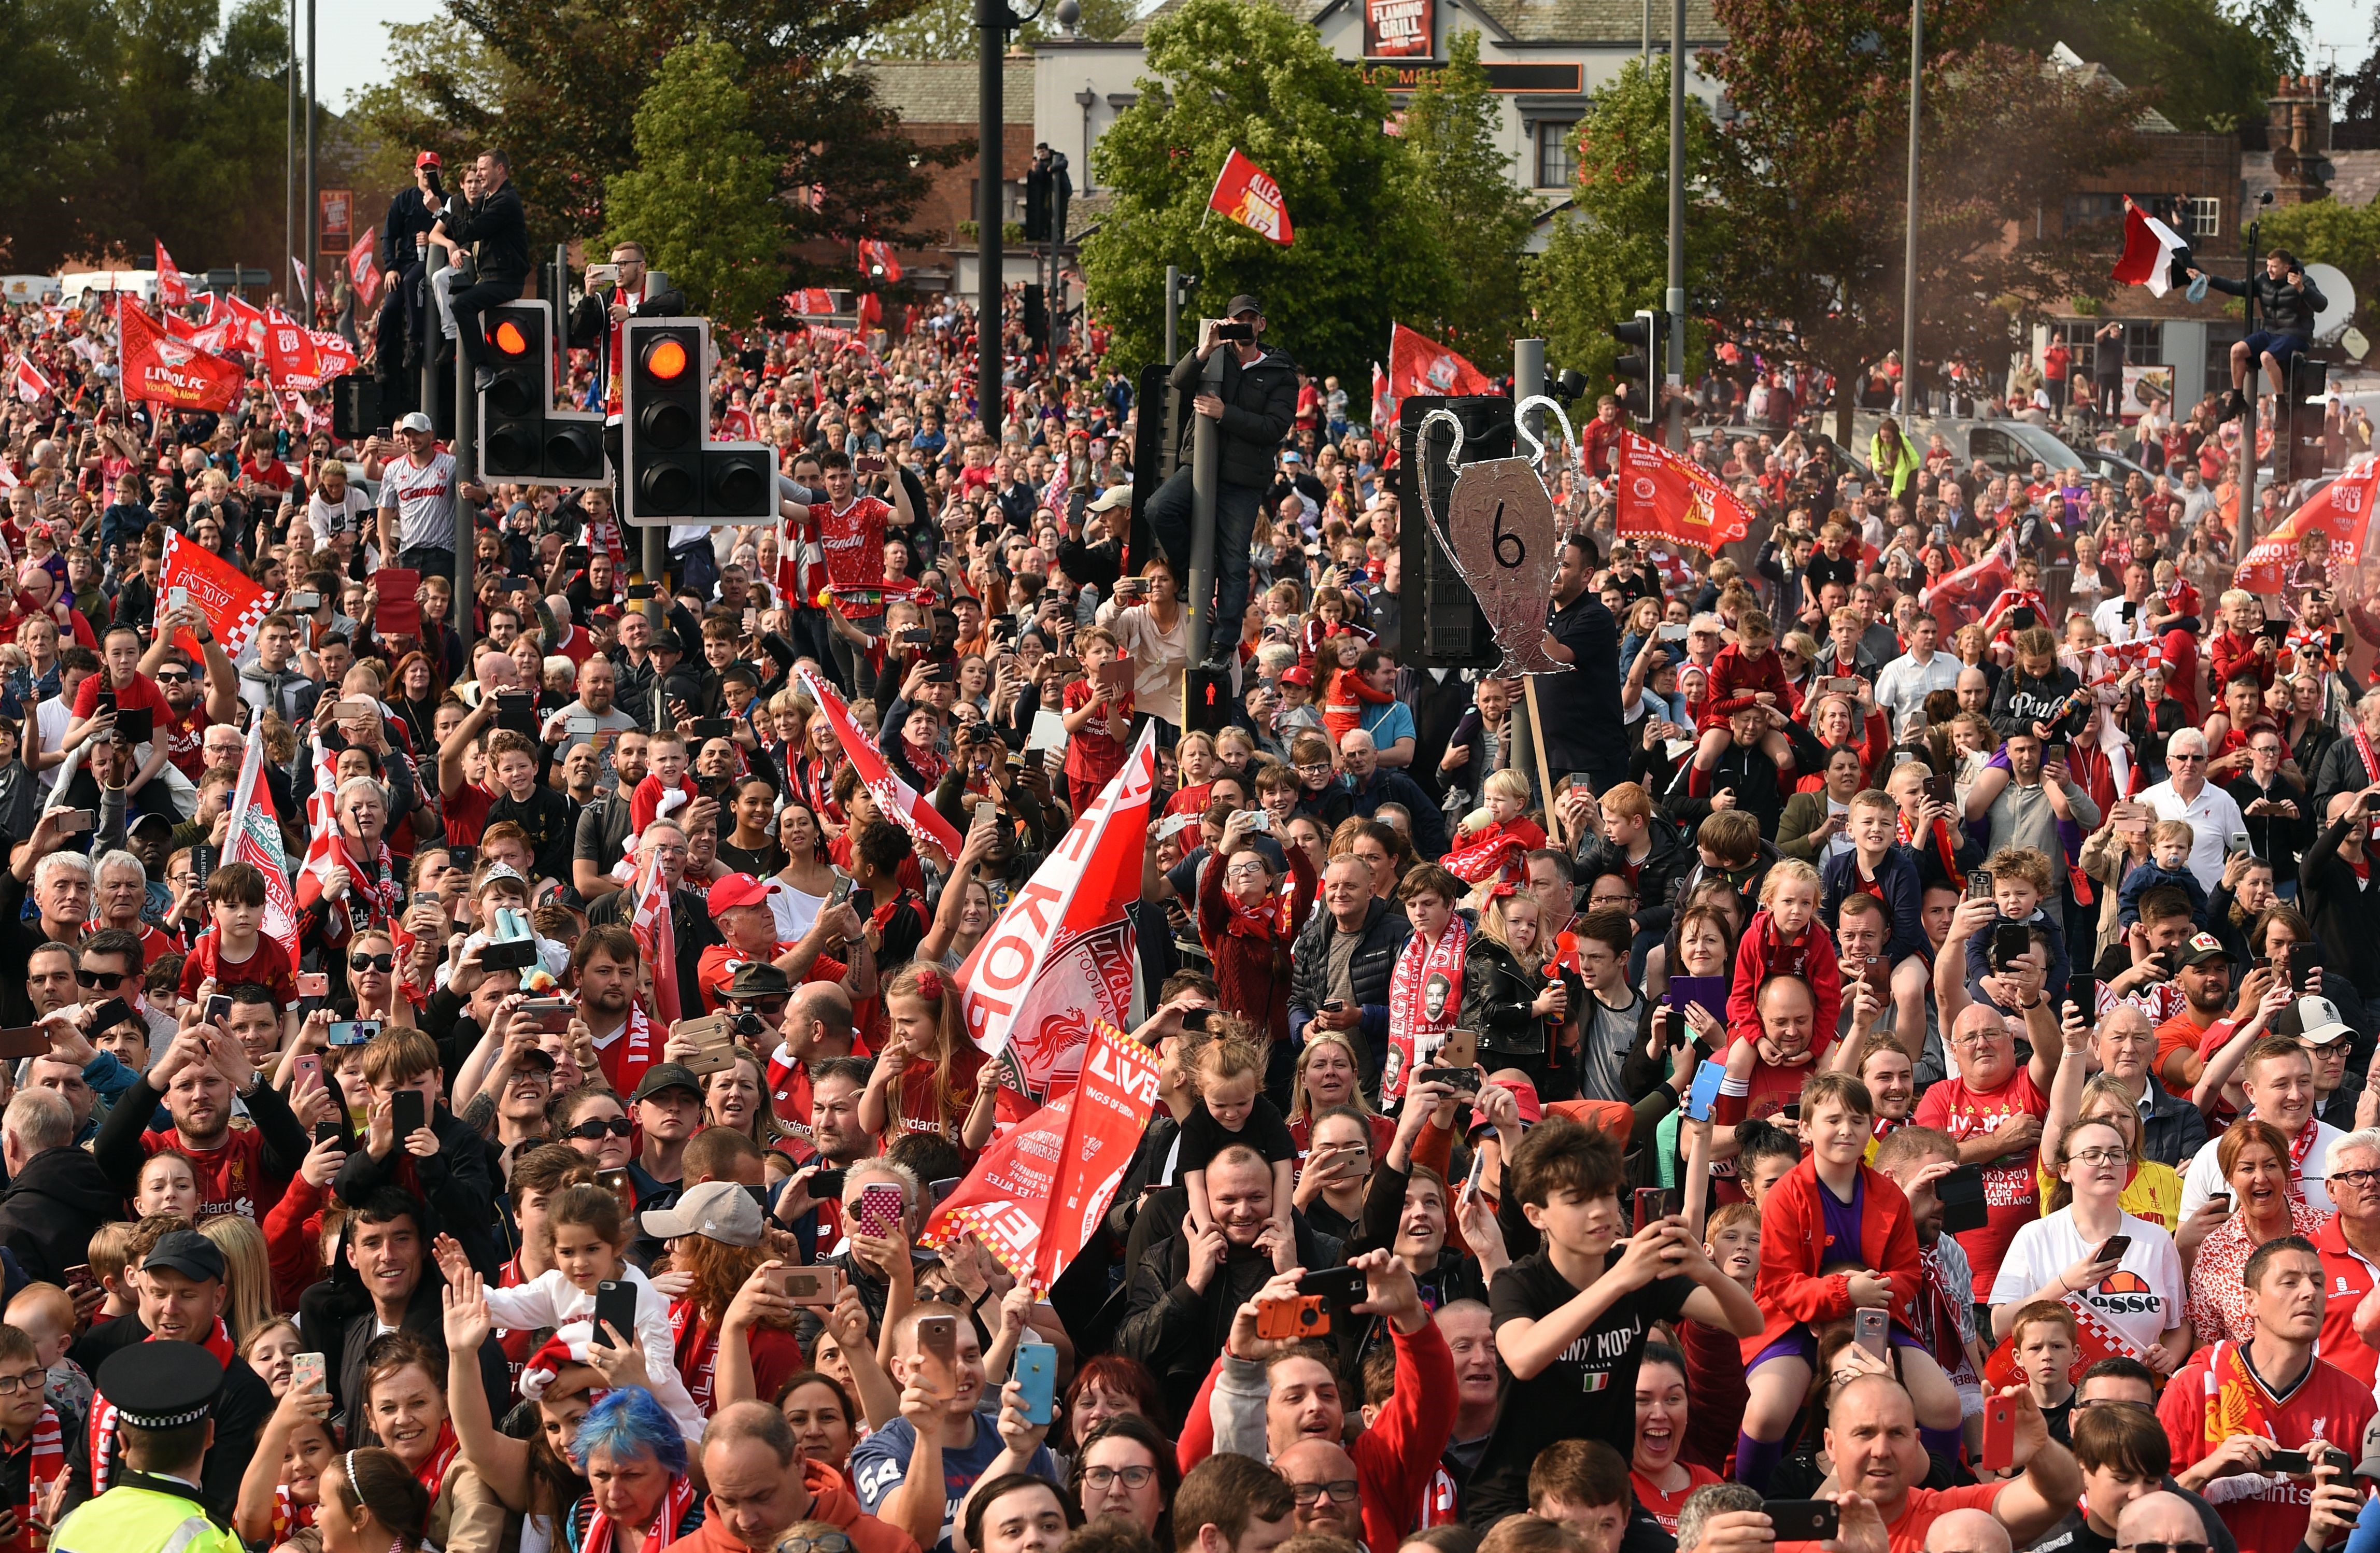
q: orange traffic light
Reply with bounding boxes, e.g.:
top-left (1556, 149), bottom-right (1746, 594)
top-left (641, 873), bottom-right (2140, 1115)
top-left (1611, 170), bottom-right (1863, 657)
top-left (493, 319), bottom-right (530, 357)
top-left (643, 337), bottom-right (689, 381)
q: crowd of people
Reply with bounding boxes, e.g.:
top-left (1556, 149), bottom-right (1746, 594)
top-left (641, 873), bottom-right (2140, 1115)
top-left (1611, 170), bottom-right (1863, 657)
top-left (3, 160), bottom-right (2380, 1553)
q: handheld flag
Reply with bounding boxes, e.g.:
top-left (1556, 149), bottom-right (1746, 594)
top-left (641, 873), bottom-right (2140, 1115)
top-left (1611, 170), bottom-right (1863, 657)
top-left (348, 244), bottom-right (380, 310)
top-left (795, 667), bottom-right (967, 860)
top-left (2112, 200), bottom-right (2191, 298)
top-left (2236, 460), bottom-right (2376, 592)
top-left (118, 299), bottom-right (244, 412)
top-left (154, 242), bottom-right (190, 309)
top-left (159, 528), bottom-right (272, 659)
top-left (1208, 149), bottom-right (1293, 246)
top-left (1612, 430), bottom-right (1752, 552)
top-left (9, 358), bottom-right (52, 406)
top-left (225, 735), bottom-right (301, 959)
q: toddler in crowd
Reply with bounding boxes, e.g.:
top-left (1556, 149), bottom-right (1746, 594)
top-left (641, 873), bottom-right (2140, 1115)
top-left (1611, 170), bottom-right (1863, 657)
top-left (1960, 846), bottom-right (2072, 1010)
top-left (2117, 819), bottom-right (2211, 927)
top-left (1175, 1028), bottom-right (1298, 1249)
top-left (4, 1282), bottom-right (91, 1421)
top-left (1726, 859), bottom-right (1841, 1044)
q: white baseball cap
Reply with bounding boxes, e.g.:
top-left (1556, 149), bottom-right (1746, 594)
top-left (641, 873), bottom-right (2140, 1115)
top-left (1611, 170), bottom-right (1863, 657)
top-left (394, 412), bottom-right (433, 433)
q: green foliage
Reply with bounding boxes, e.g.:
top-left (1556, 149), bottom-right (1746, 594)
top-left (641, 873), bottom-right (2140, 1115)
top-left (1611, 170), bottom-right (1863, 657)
top-left (601, 40), bottom-right (783, 325)
top-left (1079, 0), bottom-right (1448, 383)
top-left (852, 0), bottom-right (1139, 58)
top-left (350, 0), bottom-right (966, 301)
top-left (0, 0), bottom-right (293, 272)
top-left (1399, 31), bottom-right (1534, 373)
top-left (1991, 0), bottom-right (2305, 131)
top-left (342, 16), bottom-right (517, 192)
top-left (2257, 198), bottom-right (2380, 332)
top-left (1524, 58), bottom-right (1720, 397)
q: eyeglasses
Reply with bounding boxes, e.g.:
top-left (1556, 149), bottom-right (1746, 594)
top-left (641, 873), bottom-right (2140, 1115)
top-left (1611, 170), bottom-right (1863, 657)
top-left (567, 1117), bottom-right (634, 1140)
top-left (1291, 1480), bottom-right (1361, 1506)
top-left (775, 1535), bottom-right (855, 1553)
top-left (1081, 1465), bottom-right (1157, 1491)
top-left (350, 952), bottom-right (395, 972)
top-left (1296, 761), bottom-right (1332, 776)
top-left (2330, 1168), bottom-right (2380, 1189)
top-left (0, 1370), bottom-right (46, 1396)
top-left (75, 969), bottom-right (126, 990)
top-left (2070, 1147), bottom-right (2128, 1166)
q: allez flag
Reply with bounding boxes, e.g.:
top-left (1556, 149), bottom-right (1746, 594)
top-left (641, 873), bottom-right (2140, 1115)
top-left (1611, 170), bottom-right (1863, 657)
top-left (795, 666), bottom-right (966, 860)
top-left (1612, 430), bottom-right (1752, 552)
top-left (159, 528), bottom-right (272, 659)
top-left (2112, 199), bottom-right (2191, 298)
top-left (154, 241), bottom-right (190, 308)
top-left (224, 733), bottom-right (302, 959)
top-left (958, 724), bottom-right (1155, 1103)
top-left (2236, 458), bottom-right (2377, 592)
top-left (118, 298), bottom-right (243, 412)
top-left (1208, 148), bottom-right (1293, 246)
top-left (923, 1022), bottom-right (1162, 1292)
top-left (10, 357), bottom-right (51, 405)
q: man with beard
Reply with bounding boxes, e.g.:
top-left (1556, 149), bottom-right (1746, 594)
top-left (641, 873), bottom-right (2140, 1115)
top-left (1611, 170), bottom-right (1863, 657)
top-left (2179, 1036), bottom-right (2345, 1218)
top-left (93, 1024), bottom-right (308, 1223)
top-left (571, 726), bottom-right (649, 903)
top-left (2148, 933), bottom-right (2291, 1102)
top-left (57, 1229), bottom-right (272, 1520)
top-left (588, 823), bottom-right (721, 1025)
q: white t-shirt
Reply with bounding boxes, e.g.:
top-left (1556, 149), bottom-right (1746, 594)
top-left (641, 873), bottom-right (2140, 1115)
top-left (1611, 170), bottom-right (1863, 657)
top-left (768, 879), bottom-right (824, 943)
top-left (308, 486), bottom-right (373, 545)
top-left (2180, 1118), bottom-right (2342, 1219)
top-left (33, 697), bottom-right (71, 792)
top-left (377, 450), bottom-right (458, 554)
top-left (1989, 1206), bottom-right (2185, 1354)
top-left (2137, 779), bottom-right (2248, 893)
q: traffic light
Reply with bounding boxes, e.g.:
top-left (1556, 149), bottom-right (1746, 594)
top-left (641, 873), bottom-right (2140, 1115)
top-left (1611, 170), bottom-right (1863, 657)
top-left (473, 300), bottom-right (606, 487)
top-left (619, 316), bottom-right (775, 525)
top-left (1610, 308), bottom-right (1663, 430)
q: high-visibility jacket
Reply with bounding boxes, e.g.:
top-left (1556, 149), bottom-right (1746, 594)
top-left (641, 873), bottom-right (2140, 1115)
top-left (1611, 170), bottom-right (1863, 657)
top-left (49, 1480), bottom-right (240, 1553)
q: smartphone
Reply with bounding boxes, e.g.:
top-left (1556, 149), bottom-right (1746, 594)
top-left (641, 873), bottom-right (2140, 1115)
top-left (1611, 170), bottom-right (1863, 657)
top-left (54, 810), bottom-right (92, 835)
top-left (392, 1089), bottom-right (426, 1138)
top-left (1685, 1058), bottom-right (1725, 1122)
top-left (1013, 1338), bottom-right (1058, 1426)
top-left (596, 1167), bottom-right (632, 1208)
top-left (2066, 972), bottom-right (2098, 1015)
top-left (1967, 868), bottom-right (1994, 901)
top-left (205, 993), bottom-right (233, 1025)
top-left (2011, 605), bottom-right (2037, 632)
top-left (287, 591), bottom-right (321, 611)
top-left (1666, 975), bottom-right (1730, 1028)
top-left (593, 1279), bottom-right (638, 1348)
top-left (2121, 599), bottom-right (2138, 623)
top-left (1854, 1307), bottom-right (1889, 1359)
top-left (1922, 773), bottom-right (1954, 808)
top-left (807, 1168), bottom-right (846, 1202)
top-left (1991, 923), bottom-right (2031, 969)
top-left (111, 707), bottom-right (152, 745)
top-left (314, 1120), bottom-right (344, 1148)
top-left (1436, 1029), bottom-right (1479, 1070)
top-left (1415, 1066), bottom-right (1484, 1092)
top-left (857, 1182), bottom-right (904, 1239)
top-left (1764, 1503), bottom-right (1840, 1541)
top-left (855, 455), bottom-right (888, 475)
top-left (328, 1019), bottom-right (378, 1047)
top-left (2290, 956), bottom-right (2312, 995)
top-left (88, 997), bottom-right (133, 1034)
top-left (291, 1352), bottom-right (328, 1395)
top-left (296, 972), bottom-right (329, 998)
top-left (1937, 1164), bottom-right (1989, 1234)
top-left (1657, 621), bottom-right (1690, 642)
top-left (1297, 1265), bottom-right (1369, 1302)
top-left (1633, 1187), bottom-right (1681, 1231)
top-left (191, 842), bottom-right (218, 885)
top-left (167, 585), bottom-right (190, 613)
top-left (1979, 1396), bottom-right (2017, 1473)
top-left (691, 716), bottom-right (733, 739)
top-left (2094, 1235), bottom-right (2132, 1265)
top-left (62, 1265), bottom-right (92, 1291)
top-left (1254, 1295), bottom-right (1330, 1340)
top-left (1180, 1007), bottom-right (1211, 1033)
top-left (1321, 999), bottom-right (1347, 1013)
top-left (774, 1266), bottom-right (844, 1307)
top-left (1097, 660), bottom-right (1133, 691)
top-left (291, 1052), bottom-right (323, 1090)
top-left (916, 1312), bottom-right (959, 1392)
top-left (0, 1027), bottom-right (46, 1061)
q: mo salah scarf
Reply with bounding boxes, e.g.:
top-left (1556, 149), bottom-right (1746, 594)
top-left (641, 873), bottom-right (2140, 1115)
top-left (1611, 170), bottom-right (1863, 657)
top-left (1383, 913), bottom-right (1468, 1105)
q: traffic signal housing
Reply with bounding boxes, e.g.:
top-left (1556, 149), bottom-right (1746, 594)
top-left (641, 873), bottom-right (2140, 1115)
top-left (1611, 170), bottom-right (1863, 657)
top-left (1610, 309), bottom-right (1663, 430)
top-left (474, 300), bottom-right (607, 487)
top-left (619, 317), bottom-right (775, 525)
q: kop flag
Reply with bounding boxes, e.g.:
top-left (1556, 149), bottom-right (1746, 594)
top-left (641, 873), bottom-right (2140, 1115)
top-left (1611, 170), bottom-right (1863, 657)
top-left (1208, 149), bottom-right (1293, 246)
top-left (348, 243), bottom-right (379, 309)
top-left (957, 723), bottom-right (1155, 1102)
top-left (118, 298), bottom-right (243, 412)
top-left (2112, 199), bottom-right (2191, 298)
top-left (1388, 323), bottom-right (1491, 405)
top-left (2237, 460), bottom-right (2377, 592)
top-left (159, 528), bottom-right (271, 659)
top-left (795, 667), bottom-right (966, 860)
top-left (1612, 430), bottom-right (1752, 552)
top-left (205, 290), bottom-right (266, 356)
top-left (225, 734), bottom-right (302, 959)
top-left (9, 357), bottom-right (51, 405)
top-left (923, 1022), bottom-right (1162, 1292)
top-left (154, 242), bottom-right (190, 309)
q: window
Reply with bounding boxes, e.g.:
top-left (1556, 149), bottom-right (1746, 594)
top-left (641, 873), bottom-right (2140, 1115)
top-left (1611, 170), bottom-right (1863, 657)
top-left (1536, 121), bottom-right (1577, 189)
top-left (2186, 196), bottom-right (2221, 238)
top-left (966, 179), bottom-right (1025, 225)
top-left (2065, 192), bottom-right (2126, 228)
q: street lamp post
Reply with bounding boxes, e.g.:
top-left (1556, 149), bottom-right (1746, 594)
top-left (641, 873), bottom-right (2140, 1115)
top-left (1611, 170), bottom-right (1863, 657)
top-left (1664, 0), bottom-right (1685, 448)
top-left (1900, 0), bottom-right (1921, 417)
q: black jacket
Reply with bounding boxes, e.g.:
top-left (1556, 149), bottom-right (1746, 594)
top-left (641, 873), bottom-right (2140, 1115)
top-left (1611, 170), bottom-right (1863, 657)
top-left (0, 1146), bottom-right (121, 1286)
top-left (297, 1243), bottom-right (512, 1442)
top-left (1114, 1215), bottom-right (1342, 1424)
top-left (1460, 936), bottom-right (1579, 1066)
top-left (380, 185), bottom-right (438, 272)
top-left (1989, 663), bottom-right (2087, 741)
top-left (447, 181), bottom-right (529, 284)
top-left (2300, 815), bottom-right (2380, 998)
top-left (568, 282), bottom-right (690, 393)
top-left (1167, 344), bottom-right (1298, 489)
top-left (329, 1103), bottom-right (505, 1277)
top-left (2204, 269), bottom-right (2329, 336)
top-left (1287, 897), bottom-right (1412, 1086)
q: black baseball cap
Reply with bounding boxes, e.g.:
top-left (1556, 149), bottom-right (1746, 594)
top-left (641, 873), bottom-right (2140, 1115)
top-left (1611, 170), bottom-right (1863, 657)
top-left (1224, 294), bottom-right (1263, 318)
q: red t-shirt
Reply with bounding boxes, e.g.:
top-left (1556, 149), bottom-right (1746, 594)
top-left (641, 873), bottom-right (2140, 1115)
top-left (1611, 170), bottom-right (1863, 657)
top-left (1779, 1484), bottom-right (2007, 1553)
top-left (672, 1305), bottom-right (806, 1416)
top-left (163, 702), bottom-right (211, 780)
top-left (808, 497), bottom-right (891, 616)
top-left (72, 669), bottom-right (169, 723)
top-left (1631, 1465), bottom-right (1722, 1534)
top-left (140, 1121), bottom-right (279, 1223)
top-left (1062, 677), bottom-right (1130, 787)
top-left (2317, 1217), bottom-right (2380, 1388)
top-left (1911, 1066), bottom-right (2049, 1291)
top-left (179, 930), bottom-right (298, 1011)
top-left (443, 780), bottom-right (493, 848)
top-left (2160, 1350), bottom-right (2374, 1553)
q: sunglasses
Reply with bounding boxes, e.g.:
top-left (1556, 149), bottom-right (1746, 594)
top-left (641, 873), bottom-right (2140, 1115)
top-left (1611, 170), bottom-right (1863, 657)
top-left (75, 969), bottom-right (127, 990)
top-left (350, 952), bottom-right (395, 972)
top-left (567, 1117), bottom-right (635, 1140)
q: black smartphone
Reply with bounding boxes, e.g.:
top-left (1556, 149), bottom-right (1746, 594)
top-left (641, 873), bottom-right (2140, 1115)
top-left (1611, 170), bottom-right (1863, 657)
top-left (1415, 1066), bottom-right (1483, 1093)
top-left (593, 1279), bottom-right (638, 1347)
top-left (1922, 773), bottom-right (1954, 809)
top-left (691, 717), bottom-right (732, 739)
top-left (88, 997), bottom-right (134, 1033)
top-left (2011, 606), bottom-right (2037, 632)
top-left (1296, 1265), bottom-right (1369, 1302)
top-left (1633, 1187), bottom-right (1681, 1231)
top-left (315, 1120), bottom-right (344, 1148)
top-left (2066, 973), bottom-right (2097, 1014)
top-left (494, 690), bottom-right (536, 736)
top-left (392, 1090), bottom-right (426, 1138)
top-left (2290, 956), bottom-right (2312, 994)
top-left (1181, 1008), bottom-right (1211, 1032)
top-left (2266, 1449), bottom-right (2316, 1476)
top-left (450, 844), bottom-right (477, 872)
top-left (112, 707), bottom-right (153, 744)
top-left (204, 993), bottom-right (232, 1025)
top-left (2095, 1235), bottom-right (2132, 1264)
top-left (1764, 1502), bottom-right (1840, 1541)
top-left (1937, 1164), bottom-right (1989, 1234)
top-left (806, 1168), bottom-right (847, 1202)
top-left (2121, 600), bottom-right (2138, 623)
top-left (1991, 923), bottom-right (2031, 969)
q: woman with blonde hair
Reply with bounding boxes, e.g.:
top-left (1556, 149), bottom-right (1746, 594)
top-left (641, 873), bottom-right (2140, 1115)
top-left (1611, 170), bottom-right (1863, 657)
top-left (1462, 883), bottom-right (1583, 1093)
top-left (1286, 1028), bottom-right (1393, 1163)
top-left (201, 1213), bottom-right (279, 1344)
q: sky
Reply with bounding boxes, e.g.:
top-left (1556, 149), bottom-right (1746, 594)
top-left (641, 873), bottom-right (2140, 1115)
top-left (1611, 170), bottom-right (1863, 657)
top-left (304, 0), bottom-right (2374, 118)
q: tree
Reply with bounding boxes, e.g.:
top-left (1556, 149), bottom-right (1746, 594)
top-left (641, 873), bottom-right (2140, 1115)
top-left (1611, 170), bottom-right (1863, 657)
top-left (1079, 0), bottom-right (1448, 384)
top-left (1525, 58), bottom-right (1721, 400)
top-left (1704, 0), bottom-right (2147, 442)
top-left (2256, 197), bottom-right (2380, 337)
top-left (1991, 0), bottom-right (2306, 131)
top-left (352, 0), bottom-right (966, 304)
top-left (342, 15), bottom-right (517, 192)
top-left (1399, 31), bottom-right (1534, 373)
top-left (851, 0), bottom-right (1138, 59)
top-left (601, 40), bottom-right (784, 324)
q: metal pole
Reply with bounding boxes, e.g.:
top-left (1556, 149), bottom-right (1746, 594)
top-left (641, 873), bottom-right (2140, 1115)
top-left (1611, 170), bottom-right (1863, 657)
top-left (1641, 0), bottom-right (1649, 64)
top-left (1165, 263), bottom-right (1180, 363)
top-left (1510, 338), bottom-right (1545, 802)
top-left (1664, 0), bottom-right (1686, 449)
top-left (977, 0), bottom-right (1005, 442)
top-left (2243, 218), bottom-right (2261, 541)
top-left (304, 0), bottom-right (317, 319)
top-left (1900, 0), bottom-right (1922, 417)
top-left (421, 244), bottom-right (445, 430)
top-left (286, 0), bottom-right (296, 300)
top-left (454, 326), bottom-right (477, 642)
top-left (1185, 348), bottom-right (1225, 665)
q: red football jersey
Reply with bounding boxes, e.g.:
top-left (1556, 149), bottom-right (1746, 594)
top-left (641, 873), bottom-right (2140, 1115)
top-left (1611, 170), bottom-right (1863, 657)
top-left (2160, 1348), bottom-right (2375, 1553)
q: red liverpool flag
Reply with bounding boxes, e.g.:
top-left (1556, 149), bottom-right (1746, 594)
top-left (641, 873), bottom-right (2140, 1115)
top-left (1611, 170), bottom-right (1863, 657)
top-left (348, 244), bottom-right (380, 309)
top-left (1388, 323), bottom-right (1491, 404)
top-left (154, 242), bottom-right (190, 309)
top-left (119, 298), bottom-right (243, 412)
top-left (2236, 460), bottom-right (2377, 592)
top-left (1208, 149), bottom-right (1293, 246)
top-left (795, 667), bottom-right (966, 860)
top-left (923, 1023), bottom-right (1163, 1293)
top-left (9, 357), bottom-right (51, 406)
top-left (957, 723), bottom-right (1155, 1104)
top-left (1612, 430), bottom-right (1752, 552)
top-left (225, 735), bottom-right (302, 959)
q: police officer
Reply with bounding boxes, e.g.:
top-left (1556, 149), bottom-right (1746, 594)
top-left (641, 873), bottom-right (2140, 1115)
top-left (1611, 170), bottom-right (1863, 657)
top-left (48, 1342), bottom-right (242, 1553)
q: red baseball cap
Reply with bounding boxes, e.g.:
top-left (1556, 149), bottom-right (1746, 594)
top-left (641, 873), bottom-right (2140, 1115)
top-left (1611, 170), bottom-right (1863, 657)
top-left (416, 151), bottom-right (443, 170)
top-left (1280, 666), bottom-right (1313, 687)
top-left (706, 873), bottom-right (770, 919)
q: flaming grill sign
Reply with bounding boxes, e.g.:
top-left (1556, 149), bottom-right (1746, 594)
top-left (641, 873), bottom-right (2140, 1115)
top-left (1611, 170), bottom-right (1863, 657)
top-left (1364, 0), bottom-right (1433, 56)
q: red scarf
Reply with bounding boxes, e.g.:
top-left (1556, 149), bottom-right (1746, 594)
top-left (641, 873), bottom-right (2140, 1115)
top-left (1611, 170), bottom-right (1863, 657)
top-left (2197, 1339), bottom-right (2279, 1449)
top-left (268, 1481), bottom-right (316, 1544)
top-left (594, 1003), bottom-right (662, 1098)
top-left (413, 1420), bottom-right (460, 1499)
top-left (89, 1318), bottom-right (235, 1494)
top-left (581, 1472), bottom-right (699, 1553)
top-left (666, 1298), bottom-right (721, 1414)
top-left (1897, 810), bottom-right (1965, 892)
top-left (6, 1404), bottom-right (63, 1553)
top-left (2288, 1115), bottom-right (2320, 1199)
top-left (1444, 821), bottom-right (1530, 886)
top-left (1384, 915), bottom-right (1468, 1104)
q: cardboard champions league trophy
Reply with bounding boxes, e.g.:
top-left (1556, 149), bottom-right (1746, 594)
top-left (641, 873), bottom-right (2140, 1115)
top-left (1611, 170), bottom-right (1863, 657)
top-left (1414, 395), bottom-right (1577, 679)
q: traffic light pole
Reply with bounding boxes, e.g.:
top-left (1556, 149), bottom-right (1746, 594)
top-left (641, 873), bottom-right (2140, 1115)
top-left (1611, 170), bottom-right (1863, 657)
top-left (1664, 0), bottom-right (1685, 450)
top-left (1184, 348), bottom-right (1225, 666)
top-left (454, 309), bottom-right (477, 641)
top-left (976, 0), bottom-right (1005, 442)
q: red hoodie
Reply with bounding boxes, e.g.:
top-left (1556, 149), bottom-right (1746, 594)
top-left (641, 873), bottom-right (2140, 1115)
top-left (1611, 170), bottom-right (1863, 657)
top-left (1741, 1155), bottom-right (1924, 1363)
top-left (665, 1458), bottom-right (918, 1553)
top-left (1724, 907), bottom-right (1841, 1045)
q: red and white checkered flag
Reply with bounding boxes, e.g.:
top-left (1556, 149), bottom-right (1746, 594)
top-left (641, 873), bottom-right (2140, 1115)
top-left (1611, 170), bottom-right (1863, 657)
top-left (9, 357), bottom-right (51, 405)
top-left (159, 528), bottom-right (272, 659)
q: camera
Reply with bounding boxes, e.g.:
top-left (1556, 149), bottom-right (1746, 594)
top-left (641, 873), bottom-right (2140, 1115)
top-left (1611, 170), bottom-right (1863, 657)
top-left (1254, 1294), bottom-right (1330, 1340)
top-left (1213, 322), bottom-right (1254, 343)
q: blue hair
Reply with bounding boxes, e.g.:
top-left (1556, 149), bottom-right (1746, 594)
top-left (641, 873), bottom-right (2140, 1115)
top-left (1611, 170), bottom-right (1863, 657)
top-left (570, 1387), bottom-right (688, 1478)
